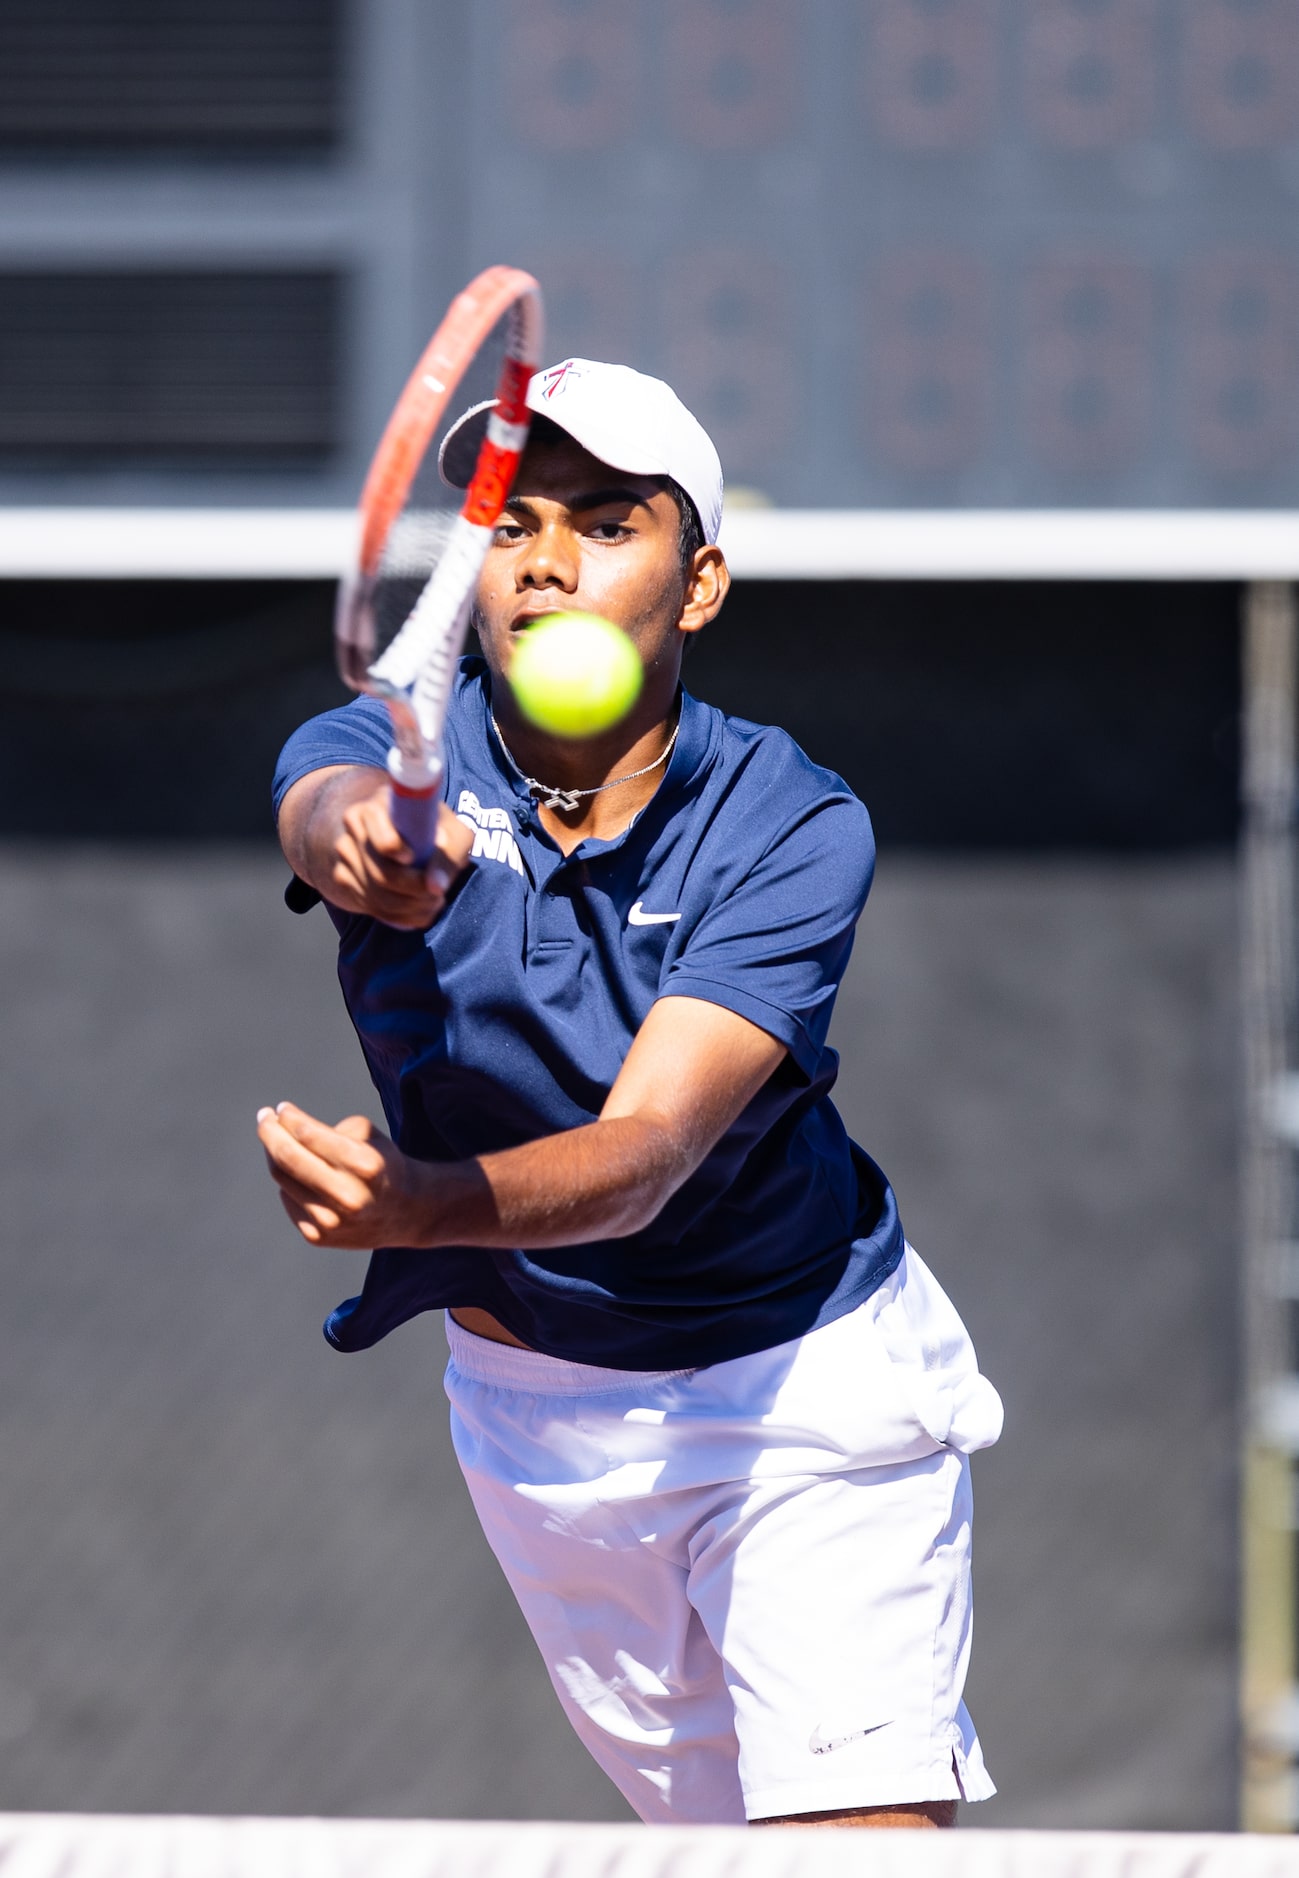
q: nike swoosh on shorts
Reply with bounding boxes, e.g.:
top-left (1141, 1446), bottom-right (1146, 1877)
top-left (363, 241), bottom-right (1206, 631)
top-left (808, 1720), bottom-right (893, 1755)
top-left (628, 902), bottom-right (682, 925)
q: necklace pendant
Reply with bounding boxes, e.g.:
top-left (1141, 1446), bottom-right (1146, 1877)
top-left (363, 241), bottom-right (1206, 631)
top-left (531, 782), bottom-right (582, 813)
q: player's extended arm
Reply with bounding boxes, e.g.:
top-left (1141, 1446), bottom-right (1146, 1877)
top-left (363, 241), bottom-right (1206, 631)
top-left (278, 765), bottom-right (474, 932)
top-left (256, 995), bottom-right (786, 1251)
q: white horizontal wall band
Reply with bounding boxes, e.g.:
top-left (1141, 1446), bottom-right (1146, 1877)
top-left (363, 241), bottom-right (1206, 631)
top-left (0, 507), bottom-right (1296, 581)
top-left (722, 509), bottom-right (1299, 581)
top-left (0, 508), bottom-right (358, 580)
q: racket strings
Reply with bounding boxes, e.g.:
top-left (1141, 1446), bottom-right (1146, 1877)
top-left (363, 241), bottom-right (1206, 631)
top-left (338, 272), bottom-right (543, 799)
top-left (378, 509), bottom-right (456, 582)
top-left (364, 305), bottom-right (516, 688)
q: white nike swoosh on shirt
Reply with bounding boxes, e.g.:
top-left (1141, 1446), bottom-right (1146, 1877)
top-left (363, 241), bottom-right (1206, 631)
top-left (808, 1720), bottom-right (892, 1755)
top-left (628, 902), bottom-right (681, 926)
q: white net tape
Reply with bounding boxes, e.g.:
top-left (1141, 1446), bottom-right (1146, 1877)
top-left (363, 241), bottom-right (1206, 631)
top-left (0, 1819), bottom-right (1296, 1878)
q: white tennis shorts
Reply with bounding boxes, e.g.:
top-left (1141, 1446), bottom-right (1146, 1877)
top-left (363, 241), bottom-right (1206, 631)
top-left (444, 1245), bottom-right (1004, 1825)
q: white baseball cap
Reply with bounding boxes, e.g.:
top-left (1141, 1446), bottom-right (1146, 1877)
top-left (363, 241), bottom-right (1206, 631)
top-left (439, 357), bottom-right (724, 545)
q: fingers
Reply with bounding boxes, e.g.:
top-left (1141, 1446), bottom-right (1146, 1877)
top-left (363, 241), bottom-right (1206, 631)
top-left (334, 1113), bottom-right (377, 1142)
top-left (278, 1185), bottom-right (337, 1237)
top-left (354, 796), bottom-right (412, 863)
top-left (332, 792), bottom-right (471, 931)
top-left (362, 794), bottom-right (471, 885)
top-left (336, 800), bottom-right (440, 928)
top-left (255, 1103), bottom-right (428, 1251)
top-left (272, 1102), bottom-right (386, 1178)
top-left (257, 1106), bottom-right (377, 1212)
top-left (436, 801), bottom-right (474, 871)
top-left (278, 1189), bottom-right (329, 1245)
top-left (259, 1096), bottom-right (373, 1186)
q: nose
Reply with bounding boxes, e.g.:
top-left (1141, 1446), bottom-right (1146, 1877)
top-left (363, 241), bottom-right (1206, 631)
top-left (516, 517), bottom-right (580, 595)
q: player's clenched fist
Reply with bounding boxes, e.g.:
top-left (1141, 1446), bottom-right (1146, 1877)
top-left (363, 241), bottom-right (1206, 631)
top-left (279, 766), bottom-right (474, 931)
top-left (331, 786), bottom-right (473, 929)
top-left (256, 1103), bottom-right (438, 1249)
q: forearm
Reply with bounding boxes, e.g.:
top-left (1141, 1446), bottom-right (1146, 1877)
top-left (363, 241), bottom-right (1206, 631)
top-left (418, 1115), bottom-right (687, 1250)
top-left (278, 765), bottom-right (384, 896)
top-left (258, 1000), bottom-right (784, 1255)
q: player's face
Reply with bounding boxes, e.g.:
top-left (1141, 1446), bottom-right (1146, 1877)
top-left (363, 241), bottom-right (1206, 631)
top-left (474, 434), bottom-right (697, 692)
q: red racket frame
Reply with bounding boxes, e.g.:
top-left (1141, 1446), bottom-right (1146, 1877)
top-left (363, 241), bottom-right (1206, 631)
top-left (336, 265), bottom-right (544, 862)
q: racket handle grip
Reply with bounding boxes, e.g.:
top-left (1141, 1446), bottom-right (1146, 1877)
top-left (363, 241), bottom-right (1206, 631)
top-left (387, 749), bottom-right (443, 866)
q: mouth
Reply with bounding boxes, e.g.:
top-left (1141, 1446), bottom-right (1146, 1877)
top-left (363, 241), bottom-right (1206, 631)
top-left (508, 607), bottom-right (564, 636)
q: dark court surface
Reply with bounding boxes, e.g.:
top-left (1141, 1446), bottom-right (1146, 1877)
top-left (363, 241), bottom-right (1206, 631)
top-left (0, 845), bottom-right (1237, 1828)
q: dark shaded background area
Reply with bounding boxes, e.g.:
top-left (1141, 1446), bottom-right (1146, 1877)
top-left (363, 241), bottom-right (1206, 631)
top-left (0, 577), bottom-right (1240, 847)
top-left (0, 580), bottom-right (341, 838)
top-left (0, 575), bottom-right (1242, 1828)
top-left (0, 845), bottom-right (1237, 1829)
top-left (691, 579), bottom-right (1241, 851)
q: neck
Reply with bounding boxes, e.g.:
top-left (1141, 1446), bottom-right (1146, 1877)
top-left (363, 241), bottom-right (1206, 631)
top-left (490, 689), bottom-right (681, 852)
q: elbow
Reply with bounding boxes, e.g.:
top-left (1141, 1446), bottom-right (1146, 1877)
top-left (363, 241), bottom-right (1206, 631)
top-left (583, 1114), bottom-right (700, 1242)
top-left (610, 1192), bottom-right (668, 1239)
top-left (607, 1153), bottom-right (692, 1239)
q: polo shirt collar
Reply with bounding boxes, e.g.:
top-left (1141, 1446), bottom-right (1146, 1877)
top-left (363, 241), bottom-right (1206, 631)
top-left (464, 663), bottom-right (716, 856)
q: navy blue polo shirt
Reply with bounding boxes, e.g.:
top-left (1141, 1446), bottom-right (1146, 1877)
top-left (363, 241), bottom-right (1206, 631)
top-left (273, 658), bottom-right (904, 1369)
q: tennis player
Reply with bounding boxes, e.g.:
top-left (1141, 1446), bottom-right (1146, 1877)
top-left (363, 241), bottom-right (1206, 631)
top-left (259, 359), bottom-right (1003, 1830)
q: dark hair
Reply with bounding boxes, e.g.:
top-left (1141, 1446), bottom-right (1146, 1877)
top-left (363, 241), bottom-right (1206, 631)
top-left (522, 413), bottom-right (705, 575)
top-left (666, 477), bottom-right (706, 574)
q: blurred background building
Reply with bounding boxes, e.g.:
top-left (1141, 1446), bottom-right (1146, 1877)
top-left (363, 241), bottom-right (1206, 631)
top-left (0, 0), bottom-right (1296, 508)
top-left (0, 0), bottom-right (1295, 1839)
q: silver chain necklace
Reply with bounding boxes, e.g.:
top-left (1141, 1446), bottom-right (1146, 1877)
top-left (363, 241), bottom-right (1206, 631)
top-left (489, 711), bottom-right (680, 814)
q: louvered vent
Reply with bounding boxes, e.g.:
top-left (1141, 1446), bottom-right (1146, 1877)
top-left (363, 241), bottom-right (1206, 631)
top-left (0, 0), bottom-right (339, 147)
top-left (0, 272), bottom-right (340, 458)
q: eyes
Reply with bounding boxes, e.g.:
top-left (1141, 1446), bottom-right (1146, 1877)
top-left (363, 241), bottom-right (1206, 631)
top-left (492, 515), bottom-right (635, 547)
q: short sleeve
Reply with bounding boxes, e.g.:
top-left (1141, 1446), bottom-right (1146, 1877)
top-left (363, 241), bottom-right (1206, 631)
top-left (661, 791), bottom-right (875, 1079)
top-left (272, 696), bottom-right (393, 819)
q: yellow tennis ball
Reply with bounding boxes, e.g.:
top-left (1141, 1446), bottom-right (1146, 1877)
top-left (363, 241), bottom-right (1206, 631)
top-left (509, 612), bottom-right (643, 739)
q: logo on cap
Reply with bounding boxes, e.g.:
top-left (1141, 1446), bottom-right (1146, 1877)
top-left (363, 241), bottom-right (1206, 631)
top-left (539, 360), bottom-right (583, 401)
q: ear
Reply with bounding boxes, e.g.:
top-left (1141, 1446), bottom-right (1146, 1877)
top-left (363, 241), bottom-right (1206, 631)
top-left (678, 546), bottom-right (730, 638)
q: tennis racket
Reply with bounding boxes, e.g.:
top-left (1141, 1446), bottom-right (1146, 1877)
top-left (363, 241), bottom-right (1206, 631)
top-left (334, 266), bottom-right (544, 863)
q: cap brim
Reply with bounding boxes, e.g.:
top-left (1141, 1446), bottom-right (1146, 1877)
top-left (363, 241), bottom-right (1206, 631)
top-left (438, 396), bottom-right (676, 491)
top-left (437, 399), bottom-right (496, 489)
